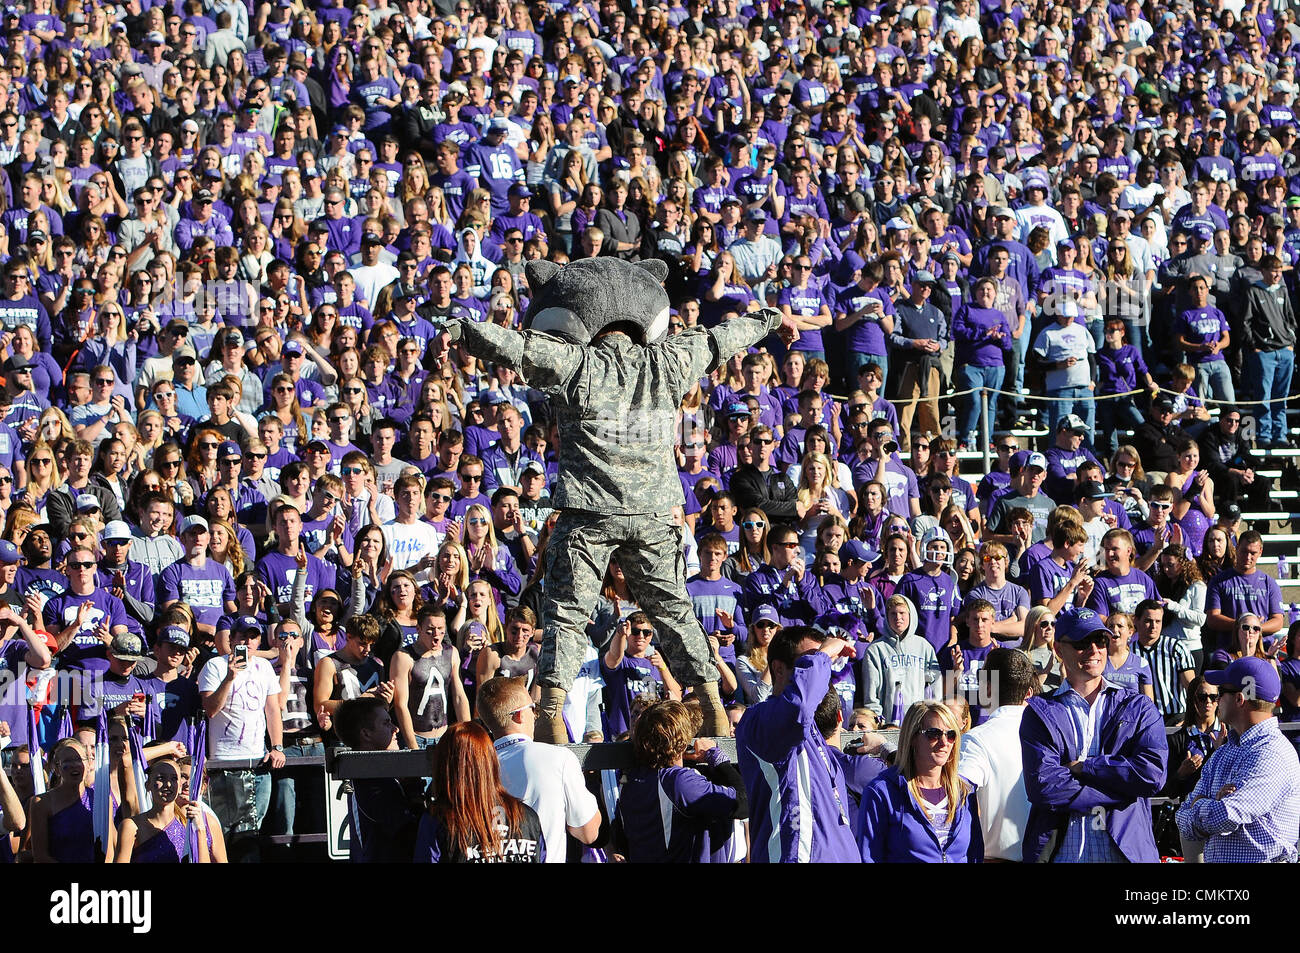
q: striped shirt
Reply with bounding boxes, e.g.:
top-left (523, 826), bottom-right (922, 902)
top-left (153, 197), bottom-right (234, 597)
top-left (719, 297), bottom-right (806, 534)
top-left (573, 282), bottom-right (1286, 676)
top-left (1133, 636), bottom-right (1195, 718)
top-left (1054, 681), bottom-right (1128, 863)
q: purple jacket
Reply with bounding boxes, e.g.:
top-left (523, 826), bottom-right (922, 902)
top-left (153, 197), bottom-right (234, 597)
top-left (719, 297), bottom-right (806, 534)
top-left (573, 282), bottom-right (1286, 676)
top-left (1020, 684), bottom-right (1167, 863)
top-left (857, 765), bottom-right (983, 863)
top-left (736, 652), bottom-right (861, 863)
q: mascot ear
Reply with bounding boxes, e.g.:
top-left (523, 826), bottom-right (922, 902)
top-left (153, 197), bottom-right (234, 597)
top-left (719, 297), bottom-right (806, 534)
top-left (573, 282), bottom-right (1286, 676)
top-left (634, 259), bottom-right (670, 284)
top-left (525, 259), bottom-right (561, 290)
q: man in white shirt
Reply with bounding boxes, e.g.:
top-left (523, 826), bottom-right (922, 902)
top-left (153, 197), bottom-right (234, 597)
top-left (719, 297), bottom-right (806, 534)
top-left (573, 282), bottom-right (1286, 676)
top-left (476, 676), bottom-right (601, 864)
top-left (959, 647), bottom-right (1034, 861)
top-left (350, 234), bottom-right (400, 309)
top-left (382, 473), bottom-right (440, 573)
top-left (197, 619), bottom-right (287, 860)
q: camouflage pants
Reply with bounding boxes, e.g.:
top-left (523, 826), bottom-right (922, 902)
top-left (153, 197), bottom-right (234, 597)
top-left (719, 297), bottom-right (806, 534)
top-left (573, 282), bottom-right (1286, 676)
top-left (539, 510), bottom-right (718, 691)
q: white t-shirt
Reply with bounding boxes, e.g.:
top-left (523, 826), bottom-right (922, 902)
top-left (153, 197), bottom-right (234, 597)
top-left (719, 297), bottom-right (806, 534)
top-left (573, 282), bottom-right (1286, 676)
top-left (197, 655), bottom-right (281, 759)
top-left (382, 518), bottom-right (440, 571)
top-left (493, 733), bottom-right (599, 864)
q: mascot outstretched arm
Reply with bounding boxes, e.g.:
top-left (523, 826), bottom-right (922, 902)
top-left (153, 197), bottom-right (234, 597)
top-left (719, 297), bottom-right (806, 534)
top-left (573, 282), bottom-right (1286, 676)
top-left (447, 257), bottom-right (794, 740)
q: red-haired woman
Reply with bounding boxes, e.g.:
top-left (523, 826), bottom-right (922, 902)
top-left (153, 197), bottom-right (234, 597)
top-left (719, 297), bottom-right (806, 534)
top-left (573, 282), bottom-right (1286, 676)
top-left (413, 722), bottom-right (545, 863)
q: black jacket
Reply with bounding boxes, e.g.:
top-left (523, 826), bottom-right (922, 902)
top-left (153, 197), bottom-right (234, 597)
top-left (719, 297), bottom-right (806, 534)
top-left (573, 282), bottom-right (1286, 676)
top-left (1197, 426), bottom-right (1260, 486)
top-left (1132, 419), bottom-right (1182, 473)
top-left (729, 463), bottom-right (799, 523)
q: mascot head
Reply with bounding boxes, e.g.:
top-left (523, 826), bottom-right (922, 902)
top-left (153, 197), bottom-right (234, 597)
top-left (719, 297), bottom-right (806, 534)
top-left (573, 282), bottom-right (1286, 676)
top-left (523, 257), bottom-right (671, 346)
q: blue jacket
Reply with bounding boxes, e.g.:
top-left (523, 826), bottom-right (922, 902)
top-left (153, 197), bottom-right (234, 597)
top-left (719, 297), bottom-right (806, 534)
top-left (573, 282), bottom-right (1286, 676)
top-left (1020, 684), bottom-right (1168, 863)
top-left (857, 765), bottom-right (983, 863)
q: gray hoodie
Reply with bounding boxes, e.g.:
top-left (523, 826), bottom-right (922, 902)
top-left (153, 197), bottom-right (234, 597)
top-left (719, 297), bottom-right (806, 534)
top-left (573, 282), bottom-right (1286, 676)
top-left (860, 595), bottom-right (941, 722)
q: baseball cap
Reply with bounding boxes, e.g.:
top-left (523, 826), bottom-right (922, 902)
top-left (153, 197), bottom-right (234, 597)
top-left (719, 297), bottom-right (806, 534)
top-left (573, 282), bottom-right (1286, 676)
top-left (1054, 606), bottom-right (1113, 644)
top-left (489, 117), bottom-right (511, 132)
top-left (991, 206), bottom-right (1016, 219)
top-left (726, 401), bottom-right (751, 418)
top-left (100, 520), bottom-right (133, 543)
top-left (195, 189), bottom-right (214, 203)
top-left (223, 328), bottom-right (245, 347)
top-left (0, 540), bottom-right (20, 565)
top-left (110, 633), bottom-right (149, 662)
top-left (841, 539), bottom-right (878, 563)
top-left (1074, 480), bottom-right (1113, 501)
top-left (362, 233), bottom-right (385, 247)
top-left (27, 229), bottom-right (46, 245)
top-left (971, 145), bottom-right (987, 158)
top-left (282, 339), bottom-right (305, 356)
top-left (144, 31), bottom-right (166, 44)
top-left (1209, 108), bottom-right (1227, 120)
top-left (885, 217), bottom-right (912, 232)
top-left (752, 604), bottom-right (781, 625)
top-left (157, 625), bottom-right (191, 648)
top-left (1192, 223), bottom-right (1215, 241)
top-left (179, 515), bottom-right (209, 534)
top-left (1153, 395), bottom-right (1177, 411)
top-left (912, 269), bottom-right (937, 285)
top-left (522, 460), bottom-right (546, 476)
top-left (218, 440), bottom-right (242, 460)
top-left (1204, 656), bottom-right (1282, 703)
top-left (173, 345), bottom-right (198, 362)
top-left (508, 182), bottom-right (532, 198)
top-left (745, 209), bottom-right (768, 222)
top-left (75, 493), bottom-right (101, 512)
top-left (1010, 450), bottom-right (1047, 473)
top-left (234, 615), bottom-right (262, 634)
top-left (1057, 413), bottom-right (1088, 433)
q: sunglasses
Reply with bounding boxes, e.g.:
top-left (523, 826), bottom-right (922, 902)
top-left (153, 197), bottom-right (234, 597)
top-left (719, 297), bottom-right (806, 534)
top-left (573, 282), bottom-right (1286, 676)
top-left (67, 560), bottom-right (96, 570)
top-left (461, 474), bottom-right (483, 482)
top-left (741, 520), bottom-right (766, 530)
top-left (341, 466), bottom-right (364, 476)
top-left (430, 493), bottom-right (451, 503)
top-left (1065, 634), bottom-right (1110, 651)
top-left (467, 517), bottom-right (489, 526)
top-left (631, 628), bottom-right (655, 637)
top-left (1195, 692), bottom-right (1219, 702)
top-left (920, 727), bottom-right (958, 743)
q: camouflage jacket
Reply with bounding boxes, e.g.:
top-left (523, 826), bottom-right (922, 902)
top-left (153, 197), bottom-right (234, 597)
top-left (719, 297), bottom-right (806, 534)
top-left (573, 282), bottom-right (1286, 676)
top-left (455, 310), bottom-right (782, 514)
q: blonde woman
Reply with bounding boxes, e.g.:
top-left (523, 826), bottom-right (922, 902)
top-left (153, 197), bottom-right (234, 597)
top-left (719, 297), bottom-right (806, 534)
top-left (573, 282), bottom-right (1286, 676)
top-left (1020, 605), bottom-right (1061, 691)
top-left (461, 502), bottom-right (523, 608)
top-left (857, 700), bottom-right (981, 861)
top-left (425, 184), bottom-right (453, 230)
top-left (795, 450), bottom-right (850, 548)
top-left (209, 518), bottom-right (246, 578)
top-left (19, 439), bottom-right (60, 516)
top-left (36, 407), bottom-right (75, 448)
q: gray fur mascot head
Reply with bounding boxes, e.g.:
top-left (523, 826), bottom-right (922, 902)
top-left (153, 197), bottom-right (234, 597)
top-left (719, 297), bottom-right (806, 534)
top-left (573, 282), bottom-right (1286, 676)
top-left (522, 258), bottom-right (672, 346)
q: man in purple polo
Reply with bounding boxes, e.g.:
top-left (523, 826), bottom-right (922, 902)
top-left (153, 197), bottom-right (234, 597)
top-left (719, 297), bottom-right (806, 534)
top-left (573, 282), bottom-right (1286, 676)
top-left (1020, 606), bottom-right (1167, 862)
top-left (158, 516), bottom-right (237, 640)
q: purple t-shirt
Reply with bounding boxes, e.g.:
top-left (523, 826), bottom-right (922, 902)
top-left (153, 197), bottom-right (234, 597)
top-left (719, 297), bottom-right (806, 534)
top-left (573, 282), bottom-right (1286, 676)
top-left (1086, 567), bottom-right (1158, 617)
top-left (1104, 650), bottom-right (1152, 696)
top-left (256, 551), bottom-right (337, 608)
top-left (44, 588), bottom-right (129, 673)
top-left (1206, 570), bottom-right (1283, 649)
top-left (1027, 557), bottom-right (1073, 606)
top-left (938, 639), bottom-right (997, 725)
top-left (964, 581), bottom-right (1029, 637)
top-left (896, 570), bottom-right (960, 653)
top-left (158, 559), bottom-right (236, 629)
top-left (601, 654), bottom-right (663, 739)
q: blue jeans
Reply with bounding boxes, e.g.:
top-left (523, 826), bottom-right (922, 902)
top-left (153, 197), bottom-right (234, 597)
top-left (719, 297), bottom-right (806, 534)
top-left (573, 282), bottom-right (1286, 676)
top-left (1194, 360), bottom-right (1236, 405)
top-left (849, 351), bottom-right (889, 393)
top-left (1044, 385), bottom-right (1095, 438)
top-left (1096, 396), bottom-right (1146, 456)
top-left (1249, 347), bottom-right (1295, 443)
top-left (268, 740), bottom-right (325, 837)
top-left (1007, 331), bottom-right (1031, 411)
top-left (209, 764), bottom-right (272, 861)
top-left (954, 363), bottom-right (1004, 446)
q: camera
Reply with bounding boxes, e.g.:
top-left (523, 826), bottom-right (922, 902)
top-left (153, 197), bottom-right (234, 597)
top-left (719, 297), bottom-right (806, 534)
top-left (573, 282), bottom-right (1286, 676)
top-left (234, 645), bottom-right (249, 664)
top-left (884, 439), bottom-right (899, 454)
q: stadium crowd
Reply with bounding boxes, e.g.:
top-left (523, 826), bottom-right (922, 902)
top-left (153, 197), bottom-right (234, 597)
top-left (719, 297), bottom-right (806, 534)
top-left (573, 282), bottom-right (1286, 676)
top-left (1, 0), bottom-right (1300, 864)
